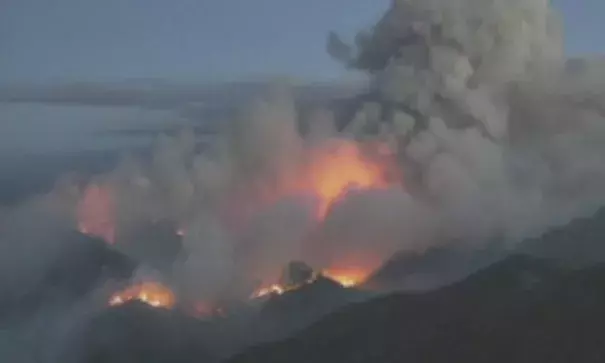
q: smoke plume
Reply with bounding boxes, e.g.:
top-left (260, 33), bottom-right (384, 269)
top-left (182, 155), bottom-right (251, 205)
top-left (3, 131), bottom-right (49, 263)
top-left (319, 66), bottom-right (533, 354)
top-left (57, 0), bottom-right (605, 302)
top-left (3, 1), bottom-right (605, 360)
top-left (139, 0), bottom-right (605, 301)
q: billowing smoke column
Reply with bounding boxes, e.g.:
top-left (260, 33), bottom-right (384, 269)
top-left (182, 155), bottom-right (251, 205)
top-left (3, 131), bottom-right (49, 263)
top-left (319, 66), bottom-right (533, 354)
top-left (10, 2), bottom-right (605, 362)
top-left (329, 0), bottom-right (605, 243)
top-left (77, 93), bottom-right (402, 302)
top-left (50, 0), bottom-right (605, 306)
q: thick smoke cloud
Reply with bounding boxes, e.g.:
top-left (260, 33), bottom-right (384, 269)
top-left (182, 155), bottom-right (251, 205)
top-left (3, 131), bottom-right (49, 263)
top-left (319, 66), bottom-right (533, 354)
top-left (3, 1), bottom-right (605, 360)
top-left (329, 0), bottom-right (605, 243)
top-left (56, 0), bottom-right (605, 302)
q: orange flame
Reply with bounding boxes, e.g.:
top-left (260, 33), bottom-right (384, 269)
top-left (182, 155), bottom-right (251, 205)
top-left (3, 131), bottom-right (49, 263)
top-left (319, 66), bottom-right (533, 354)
top-left (304, 141), bottom-right (388, 219)
top-left (242, 141), bottom-right (392, 298)
top-left (250, 284), bottom-right (286, 299)
top-left (322, 268), bottom-right (371, 288)
top-left (85, 140), bottom-right (391, 309)
top-left (77, 183), bottom-right (116, 244)
top-left (108, 282), bottom-right (176, 309)
top-left (250, 275), bottom-right (319, 299)
top-left (250, 265), bottom-right (372, 298)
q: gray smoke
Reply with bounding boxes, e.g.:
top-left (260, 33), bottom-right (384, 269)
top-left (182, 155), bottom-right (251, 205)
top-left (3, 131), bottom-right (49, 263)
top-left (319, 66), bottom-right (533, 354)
top-left (4, 2), bottom-right (605, 360)
top-left (69, 0), bottom-right (605, 303)
top-left (0, 177), bottom-right (112, 363)
top-left (330, 0), bottom-right (605, 243)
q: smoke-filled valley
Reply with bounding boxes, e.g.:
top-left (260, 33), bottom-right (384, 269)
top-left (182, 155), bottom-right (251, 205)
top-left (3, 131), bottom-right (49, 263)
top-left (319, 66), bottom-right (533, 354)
top-left (3, 0), bottom-right (605, 362)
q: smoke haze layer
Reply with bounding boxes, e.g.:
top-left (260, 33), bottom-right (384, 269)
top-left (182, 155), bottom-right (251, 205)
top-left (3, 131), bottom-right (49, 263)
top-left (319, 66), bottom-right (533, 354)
top-left (3, 1), bottom-right (605, 361)
top-left (14, 0), bottom-right (605, 301)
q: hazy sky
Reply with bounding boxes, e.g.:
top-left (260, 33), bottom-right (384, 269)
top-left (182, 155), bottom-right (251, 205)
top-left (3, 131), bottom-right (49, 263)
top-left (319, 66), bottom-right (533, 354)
top-left (0, 0), bottom-right (604, 84)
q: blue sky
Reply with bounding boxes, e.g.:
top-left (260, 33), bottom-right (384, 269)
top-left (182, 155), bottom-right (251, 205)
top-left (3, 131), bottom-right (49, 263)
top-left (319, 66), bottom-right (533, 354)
top-left (552, 0), bottom-right (605, 55)
top-left (0, 0), bottom-right (603, 84)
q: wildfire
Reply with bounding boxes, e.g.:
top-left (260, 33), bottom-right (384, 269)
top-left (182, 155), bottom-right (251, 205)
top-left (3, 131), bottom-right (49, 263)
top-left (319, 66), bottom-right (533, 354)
top-left (250, 284), bottom-right (286, 299)
top-left (251, 273), bottom-right (317, 299)
top-left (77, 183), bottom-right (116, 244)
top-left (250, 267), bottom-right (370, 299)
top-left (322, 268), bottom-right (370, 288)
top-left (79, 139), bottom-right (391, 314)
top-left (108, 282), bottom-right (176, 309)
top-left (304, 141), bottom-right (388, 218)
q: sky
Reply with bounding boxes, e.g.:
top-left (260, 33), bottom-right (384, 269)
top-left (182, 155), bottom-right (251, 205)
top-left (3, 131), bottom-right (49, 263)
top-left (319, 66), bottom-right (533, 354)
top-left (2, 0), bottom-right (604, 84)
top-left (0, 0), bottom-right (389, 84)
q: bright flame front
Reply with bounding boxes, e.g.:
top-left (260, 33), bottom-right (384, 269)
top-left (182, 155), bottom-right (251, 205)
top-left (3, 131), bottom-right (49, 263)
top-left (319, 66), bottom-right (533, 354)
top-left (250, 267), bottom-right (370, 299)
top-left (322, 268), bottom-right (370, 288)
top-left (80, 140), bottom-right (393, 309)
top-left (250, 284), bottom-right (286, 299)
top-left (108, 282), bottom-right (176, 309)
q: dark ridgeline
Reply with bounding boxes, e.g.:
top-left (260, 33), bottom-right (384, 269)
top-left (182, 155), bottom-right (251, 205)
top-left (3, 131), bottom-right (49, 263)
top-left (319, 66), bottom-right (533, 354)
top-left (65, 302), bottom-right (219, 363)
top-left (227, 255), bottom-right (605, 363)
top-left (225, 207), bottom-right (605, 363)
top-left (66, 269), bottom-right (372, 363)
top-left (520, 207), bottom-right (605, 268)
top-left (3, 205), bottom-right (604, 363)
top-left (0, 231), bottom-right (136, 323)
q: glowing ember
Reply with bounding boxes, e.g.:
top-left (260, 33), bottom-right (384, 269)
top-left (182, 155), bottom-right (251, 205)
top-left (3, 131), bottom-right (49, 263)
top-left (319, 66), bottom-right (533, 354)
top-left (251, 284), bottom-right (286, 299)
top-left (305, 141), bottom-right (388, 218)
top-left (249, 266), bottom-right (369, 298)
top-left (250, 271), bottom-right (323, 299)
top-left (108, 282), bottom-right (176, 309)
top-left (322, 268), bottom-right (371, 288)
top-left (77, 183), bottom-right (116, 244)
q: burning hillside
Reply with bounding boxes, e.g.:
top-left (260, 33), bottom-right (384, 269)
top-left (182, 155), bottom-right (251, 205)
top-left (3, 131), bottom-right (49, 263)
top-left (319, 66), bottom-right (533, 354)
top-left (7, 0), bottom-right (605, 361)
top-left (322, 268), bottom-right (369, 288)
top-left (76, 137), bottom-right (398, 307)
top-left (101, 259), bottom-right (370, 324)
top-left (108, 282), bottom-right (176, 309)
top-left (45, 0), bottom-right (605, 333)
